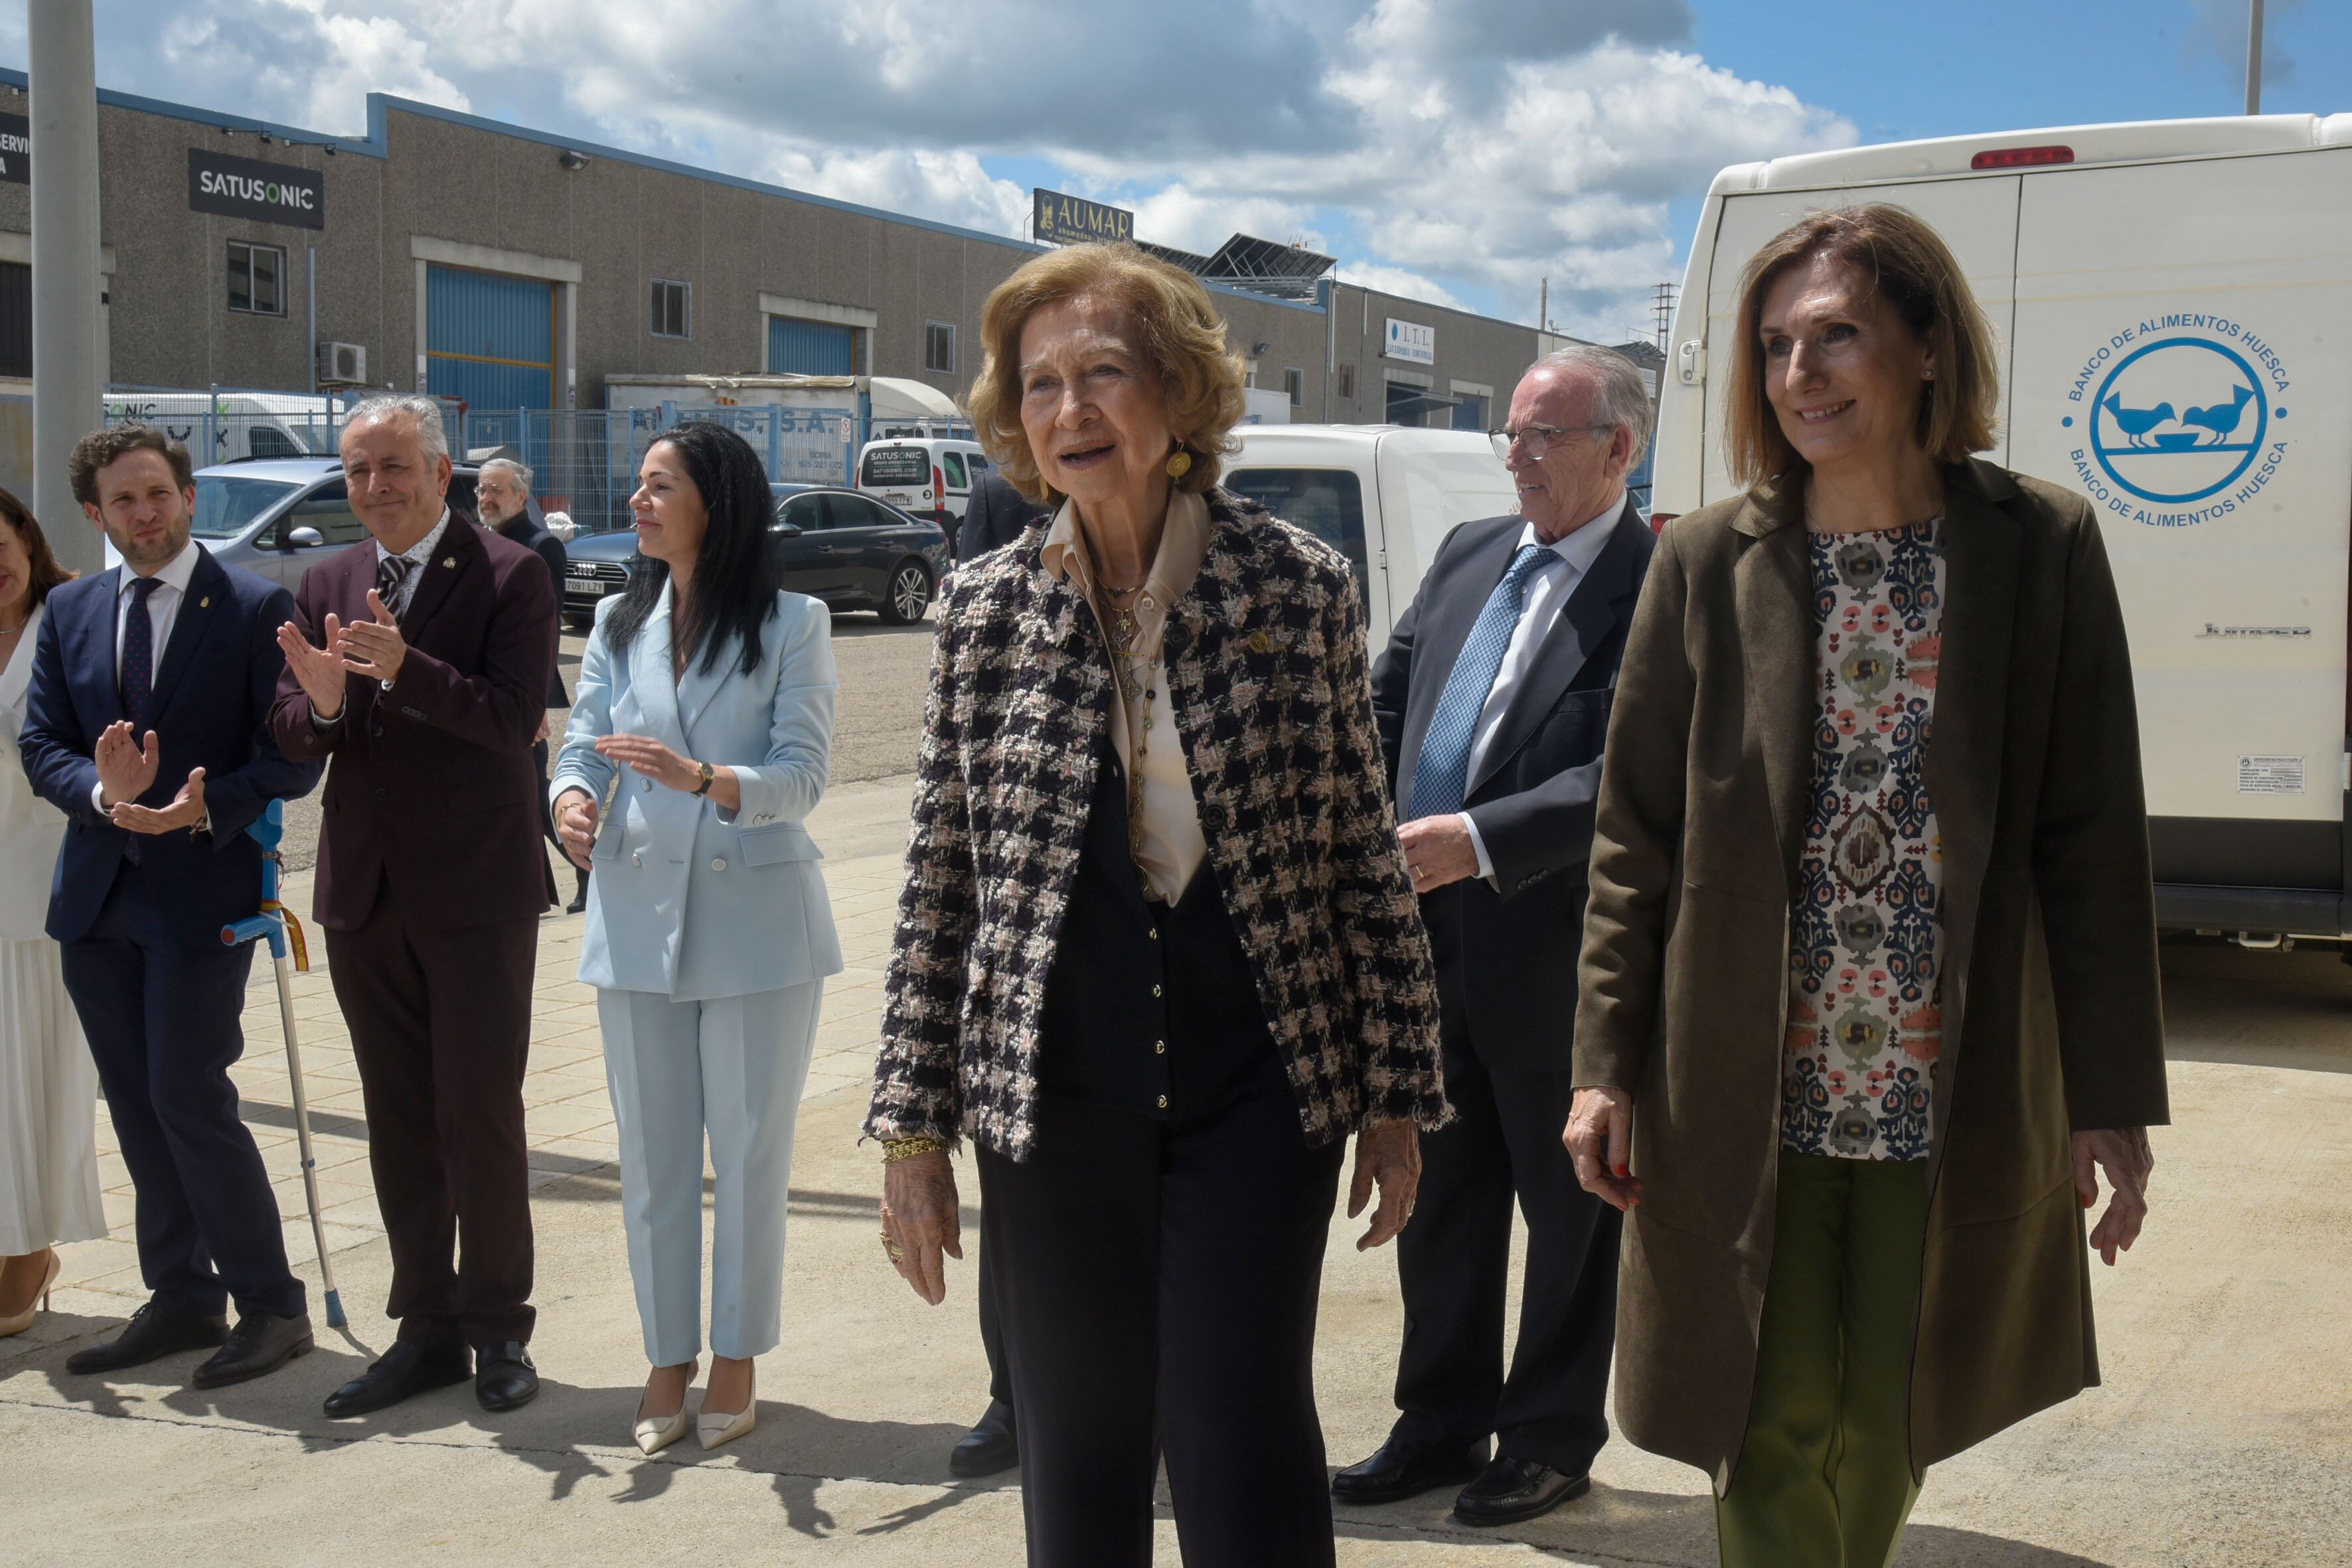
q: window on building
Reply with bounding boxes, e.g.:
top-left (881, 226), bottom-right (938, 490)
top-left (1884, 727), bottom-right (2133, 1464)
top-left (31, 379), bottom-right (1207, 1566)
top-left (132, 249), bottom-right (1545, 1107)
top-left (924, 321), bottom-right (957, 374)
top-left (1285, 368), bottom-right (1305, 407)
top-left (1336, 363), bottom-right (1356, 400)
top-left (227, 241), bottom-right (285, 316)
top-left (651, 279), bottom-right (691, 339)
top-left (1450, 393), bottom-right (1488, 432)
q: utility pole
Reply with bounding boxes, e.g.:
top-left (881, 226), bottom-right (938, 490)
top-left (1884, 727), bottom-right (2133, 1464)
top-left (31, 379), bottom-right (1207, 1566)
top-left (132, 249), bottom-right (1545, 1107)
top-left (2245, 0), bottom-right (2266, 115)
top-left (1651, 283), bottom-right (1678, 351)
top-left (29, 0), bottom-right (104, 574)
top-left (1538, 277), bottom-right (1548, 337)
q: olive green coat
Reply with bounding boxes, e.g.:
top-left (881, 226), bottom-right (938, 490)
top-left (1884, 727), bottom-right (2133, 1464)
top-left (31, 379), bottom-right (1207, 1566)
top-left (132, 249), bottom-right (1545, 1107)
top-left (1573, 459), bottom-right (2169, 1493)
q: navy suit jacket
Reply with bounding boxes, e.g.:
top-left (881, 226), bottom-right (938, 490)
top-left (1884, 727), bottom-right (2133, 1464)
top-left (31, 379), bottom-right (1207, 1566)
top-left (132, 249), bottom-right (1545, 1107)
top-left (1369, 500), bottom-right (1654, 1071)
top-left (955, 471), bottom-right (1048, 564)
top-left (18, 545), bottom-right (323, 947)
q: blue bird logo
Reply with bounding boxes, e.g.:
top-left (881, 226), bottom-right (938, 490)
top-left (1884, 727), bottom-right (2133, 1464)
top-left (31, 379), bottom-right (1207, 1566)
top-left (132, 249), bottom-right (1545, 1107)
top-left (2180, 384), bottom-right (2256, 445)
top-left (2100, 394), bottom-right (2177, 448)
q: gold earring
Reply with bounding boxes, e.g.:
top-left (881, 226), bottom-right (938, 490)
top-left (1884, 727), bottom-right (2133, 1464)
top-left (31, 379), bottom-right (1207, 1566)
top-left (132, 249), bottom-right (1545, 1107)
top-left (1166, 448), bottom-right (1192, 479)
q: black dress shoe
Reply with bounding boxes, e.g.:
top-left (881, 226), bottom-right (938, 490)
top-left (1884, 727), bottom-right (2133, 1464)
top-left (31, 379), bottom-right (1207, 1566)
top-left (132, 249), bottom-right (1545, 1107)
top-left (475, 1341), bottom-right (539, 1411)
top-left (1451, 1456), bottom-right (1591, 1526)
top-left (192, 1310), bottom-right (315, 1389)
top-left (1332, 1434), bottom-right (1491, 1504)
top-left (64, 1302), bottom-right (228, 1375)
top-left (949, 1398), bottom-right (1018, 1477)
top-left (324, 1340), bottom-right (473, 1417)
top-left (564, 884), bottom-right (588, 915)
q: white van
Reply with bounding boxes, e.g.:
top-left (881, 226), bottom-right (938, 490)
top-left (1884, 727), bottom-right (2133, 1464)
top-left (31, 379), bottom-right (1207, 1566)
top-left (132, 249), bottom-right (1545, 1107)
top-left (102, 392), bottom-right (339, 463)
top-left (1223, 425), bottom-right (1519, 649)
top-left (1654, 114), bottom-right (2352, 942)
top-left (856, 437), bottom-right (990, 528)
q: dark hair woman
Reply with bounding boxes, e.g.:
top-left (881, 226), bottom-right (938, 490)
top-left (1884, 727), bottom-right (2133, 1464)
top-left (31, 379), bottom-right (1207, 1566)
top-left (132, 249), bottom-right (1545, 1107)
top-left (1567, 204), bottom-right (2167, 1567)
top-left (867, 242), bottom-right (1445, 1566)
top-left (552, 422), bottom-right (842, 1454)
top-left (0, 488), bottom-right (105, 1337)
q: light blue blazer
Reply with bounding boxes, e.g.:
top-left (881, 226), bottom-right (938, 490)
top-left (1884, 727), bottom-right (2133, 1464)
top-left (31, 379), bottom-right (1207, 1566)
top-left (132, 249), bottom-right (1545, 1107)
top-left (553, 585), bottom-right (844, 1001)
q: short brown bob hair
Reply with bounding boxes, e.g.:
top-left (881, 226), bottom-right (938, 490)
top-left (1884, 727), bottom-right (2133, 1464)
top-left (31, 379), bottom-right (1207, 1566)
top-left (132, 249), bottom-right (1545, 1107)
top-left (0, 485), bottom-right (74, 609)
top-left (1724, 204), bottom-right (1999, 487)
top-left (966, 242), bottom-right (1247, 503)
top-left (69, 423), bottom-right (196, 507)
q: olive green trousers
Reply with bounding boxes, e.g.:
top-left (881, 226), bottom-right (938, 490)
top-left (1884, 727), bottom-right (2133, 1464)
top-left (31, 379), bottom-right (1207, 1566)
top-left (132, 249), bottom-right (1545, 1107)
top-left (1716, 1152), bottom-right (1932, 1568)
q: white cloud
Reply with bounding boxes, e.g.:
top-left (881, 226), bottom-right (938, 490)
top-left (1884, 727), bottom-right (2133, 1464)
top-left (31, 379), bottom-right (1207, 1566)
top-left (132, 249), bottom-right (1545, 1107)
top-left (1331, 264), bottom-right (1463, 311)
top-left (27, 0), bottom-right (1855, 335)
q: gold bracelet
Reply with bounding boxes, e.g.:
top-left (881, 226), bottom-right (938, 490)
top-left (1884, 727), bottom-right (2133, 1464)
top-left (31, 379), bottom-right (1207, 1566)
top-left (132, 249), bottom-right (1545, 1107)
top-left (882, 1135), bottom-right (949, 1164)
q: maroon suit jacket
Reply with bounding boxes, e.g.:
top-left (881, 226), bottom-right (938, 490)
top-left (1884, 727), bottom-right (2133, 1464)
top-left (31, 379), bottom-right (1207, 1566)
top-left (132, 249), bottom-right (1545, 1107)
top-left (271, 514), bottom-right (558, 931)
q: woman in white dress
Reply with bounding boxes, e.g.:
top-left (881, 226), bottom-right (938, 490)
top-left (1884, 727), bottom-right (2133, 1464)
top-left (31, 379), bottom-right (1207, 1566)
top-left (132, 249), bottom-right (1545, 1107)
top-left (0, 487), bottom-right (106, 1335)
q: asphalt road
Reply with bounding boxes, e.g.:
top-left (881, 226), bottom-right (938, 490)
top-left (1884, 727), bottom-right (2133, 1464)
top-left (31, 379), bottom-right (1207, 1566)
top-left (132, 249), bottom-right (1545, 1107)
top-left (275, 608), bottom-right (937, 875)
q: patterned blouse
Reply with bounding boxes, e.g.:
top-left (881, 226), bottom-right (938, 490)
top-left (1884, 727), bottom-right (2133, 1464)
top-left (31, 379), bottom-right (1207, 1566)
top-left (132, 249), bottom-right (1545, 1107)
top-left (1780, 520), bottom-right (1947, 1162)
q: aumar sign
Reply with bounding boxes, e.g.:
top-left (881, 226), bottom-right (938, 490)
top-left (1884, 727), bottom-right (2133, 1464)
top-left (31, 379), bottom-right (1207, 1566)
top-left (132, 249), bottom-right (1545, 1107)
top-left (2063, 310), bottom-right (2290, 527)
top-left (189, 149), bottom-right (325, 231)
top-left (1032, 189), bottom-right (1133, 247)
top-left (1385, 318), bottom-right (1435, 365)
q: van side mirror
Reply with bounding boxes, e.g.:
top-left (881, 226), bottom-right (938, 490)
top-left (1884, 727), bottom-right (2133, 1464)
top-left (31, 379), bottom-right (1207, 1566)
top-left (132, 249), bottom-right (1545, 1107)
top-left (772, 518), bottom-right (803, 536)
top-left (286, 526), bottom-right (325, 549)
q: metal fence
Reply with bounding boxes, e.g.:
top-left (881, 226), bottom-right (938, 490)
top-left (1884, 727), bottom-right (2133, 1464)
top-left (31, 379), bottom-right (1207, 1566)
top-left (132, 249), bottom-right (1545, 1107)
top-left (101, 388), bottom-right (867, 538)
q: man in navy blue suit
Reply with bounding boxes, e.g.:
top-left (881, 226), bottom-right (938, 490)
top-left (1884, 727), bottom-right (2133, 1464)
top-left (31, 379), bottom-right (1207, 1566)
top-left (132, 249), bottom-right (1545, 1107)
top-left (19, 425), bottom-right (321, 1386)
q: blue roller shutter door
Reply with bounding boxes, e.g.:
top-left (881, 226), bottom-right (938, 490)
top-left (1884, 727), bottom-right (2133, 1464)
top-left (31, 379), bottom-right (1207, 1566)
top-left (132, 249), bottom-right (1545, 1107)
top-left (427, 265), bottom-right (556, 408)
top-left (769, 315), bottom-right (855, 375)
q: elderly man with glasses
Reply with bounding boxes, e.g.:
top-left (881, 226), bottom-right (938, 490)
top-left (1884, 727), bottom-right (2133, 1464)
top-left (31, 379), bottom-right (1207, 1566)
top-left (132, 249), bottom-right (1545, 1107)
top-left (1341, 345), bottom-right (1657, 1526)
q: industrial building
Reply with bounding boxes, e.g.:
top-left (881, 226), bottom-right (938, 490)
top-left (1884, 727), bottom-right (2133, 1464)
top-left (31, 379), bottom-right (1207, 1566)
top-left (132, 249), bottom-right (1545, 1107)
top-left (0, 68), bottom-right (1654, 498)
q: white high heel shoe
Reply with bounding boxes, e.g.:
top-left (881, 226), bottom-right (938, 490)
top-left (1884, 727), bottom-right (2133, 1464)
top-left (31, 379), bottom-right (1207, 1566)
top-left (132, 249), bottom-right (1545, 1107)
top-left (633, 1360), bottom-right (696, 1456)
top-left (697, 1365), bottom-right (756, 1452)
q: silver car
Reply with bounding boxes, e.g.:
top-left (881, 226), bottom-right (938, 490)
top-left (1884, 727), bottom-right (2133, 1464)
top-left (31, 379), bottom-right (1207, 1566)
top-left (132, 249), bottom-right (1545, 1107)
top-left (190, 457), bottom-right (481, 590)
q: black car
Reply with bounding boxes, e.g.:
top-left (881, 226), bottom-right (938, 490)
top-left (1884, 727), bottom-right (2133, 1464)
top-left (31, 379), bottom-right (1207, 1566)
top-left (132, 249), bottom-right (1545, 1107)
top-left (562, 483), bottom-right (951, 629)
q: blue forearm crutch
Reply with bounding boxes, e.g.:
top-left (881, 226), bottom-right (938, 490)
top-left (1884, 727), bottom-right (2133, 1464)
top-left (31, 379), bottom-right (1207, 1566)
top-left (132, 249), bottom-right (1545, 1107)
top-left (221, 799), bottom-right (345, 1330)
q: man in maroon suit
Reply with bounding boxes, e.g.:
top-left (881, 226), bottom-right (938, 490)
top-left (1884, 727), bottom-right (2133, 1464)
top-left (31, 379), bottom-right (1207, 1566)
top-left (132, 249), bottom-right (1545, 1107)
top-left (271, 396), bottom-right (556, 1418)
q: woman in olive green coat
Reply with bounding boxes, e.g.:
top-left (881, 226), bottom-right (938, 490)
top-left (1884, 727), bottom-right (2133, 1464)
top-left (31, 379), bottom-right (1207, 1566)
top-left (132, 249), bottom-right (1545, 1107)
top-left (1567, 205), bottom-right (2167, 1567)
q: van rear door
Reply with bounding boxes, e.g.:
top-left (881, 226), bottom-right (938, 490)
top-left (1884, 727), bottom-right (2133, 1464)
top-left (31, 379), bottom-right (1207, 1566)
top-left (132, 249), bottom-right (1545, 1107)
top-left (2004, 150), bottom-right (2352, 931)
top-left (1698, 177), bottom-right (2023, 508)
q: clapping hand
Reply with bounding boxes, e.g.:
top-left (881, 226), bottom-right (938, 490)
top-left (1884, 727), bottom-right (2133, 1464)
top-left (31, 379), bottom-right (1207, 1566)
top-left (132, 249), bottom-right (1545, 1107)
top-left (94, 720), bottom-right (161, 809)
top-left (112, 766), bottom-right (207, 835)
top-left (337, 589), bottom-right (410, 685)
top-left (276, 615), bottom-right (351, 719)
top-left (595, 733), bottom-right (700, 793)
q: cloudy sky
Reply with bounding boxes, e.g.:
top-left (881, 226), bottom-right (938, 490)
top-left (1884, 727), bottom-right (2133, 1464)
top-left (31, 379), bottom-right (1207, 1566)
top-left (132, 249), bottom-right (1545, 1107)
top-left (5, 0), bottom-right (2348, 339)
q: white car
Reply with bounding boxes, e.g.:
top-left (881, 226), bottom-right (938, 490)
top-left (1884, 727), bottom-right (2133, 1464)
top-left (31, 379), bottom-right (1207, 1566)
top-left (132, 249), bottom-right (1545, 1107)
top-left (856, 437), bottom-right (991, 531)
top-left (1652, 112), bottom-right (2352, 941)
top-left (1223, 425), bottom-right (1519, 649)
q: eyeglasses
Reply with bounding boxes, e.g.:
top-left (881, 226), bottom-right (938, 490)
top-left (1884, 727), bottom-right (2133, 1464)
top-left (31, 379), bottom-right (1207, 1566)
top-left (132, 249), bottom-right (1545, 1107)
top-left (1488, 424), bottom-right (1612, 461)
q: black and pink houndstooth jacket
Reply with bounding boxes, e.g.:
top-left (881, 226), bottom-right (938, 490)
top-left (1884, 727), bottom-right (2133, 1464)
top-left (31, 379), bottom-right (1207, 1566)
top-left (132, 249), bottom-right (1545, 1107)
top-left (864, 490), bottom-right (1447, 1162)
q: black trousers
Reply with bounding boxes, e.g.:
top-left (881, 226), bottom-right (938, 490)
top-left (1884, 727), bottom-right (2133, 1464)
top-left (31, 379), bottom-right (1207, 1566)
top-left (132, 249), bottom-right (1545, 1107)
top-left (327, 892), bottom-right (539, 1349)
top-left (1390, 1018), bottom-right (1622, 1475)
top-left (979, 1075), bottom-right (1346, 1568)
top-left (60, 863), bottom-right (302, 1321)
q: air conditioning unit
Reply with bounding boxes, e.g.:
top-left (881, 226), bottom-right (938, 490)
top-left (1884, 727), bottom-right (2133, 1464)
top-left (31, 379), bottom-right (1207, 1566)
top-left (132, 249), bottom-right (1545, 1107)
top-left (317, 341), bottom-right (367, 386)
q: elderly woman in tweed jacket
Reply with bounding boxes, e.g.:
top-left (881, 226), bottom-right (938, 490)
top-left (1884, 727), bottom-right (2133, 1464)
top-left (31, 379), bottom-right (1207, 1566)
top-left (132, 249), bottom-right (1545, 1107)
top-left (866, 242), bottom-right (1445, 1568)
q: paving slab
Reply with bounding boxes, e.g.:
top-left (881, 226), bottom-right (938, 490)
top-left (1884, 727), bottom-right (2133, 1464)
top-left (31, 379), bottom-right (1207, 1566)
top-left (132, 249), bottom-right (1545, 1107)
top-left (3, 777), bottom-right (2348, 1565)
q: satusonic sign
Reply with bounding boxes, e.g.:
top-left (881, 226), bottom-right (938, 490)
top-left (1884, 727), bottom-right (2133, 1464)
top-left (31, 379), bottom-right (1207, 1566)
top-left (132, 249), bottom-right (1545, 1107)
top-left (188, 149), bottom-right (325, 230)
top-left (1385, 318), bottom-right (1435, 364)
top-left (1033, 189), bottom-right (1134, 247)
top-left (0, 114), bottom-right (28, 186)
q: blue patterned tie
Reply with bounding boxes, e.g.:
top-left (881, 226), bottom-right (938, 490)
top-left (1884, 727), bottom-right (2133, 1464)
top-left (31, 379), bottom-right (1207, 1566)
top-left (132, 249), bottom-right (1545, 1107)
top-left (119, 576), bottom-right (162, 733)
top-left (1407, 544), bottom-right (1551, 819)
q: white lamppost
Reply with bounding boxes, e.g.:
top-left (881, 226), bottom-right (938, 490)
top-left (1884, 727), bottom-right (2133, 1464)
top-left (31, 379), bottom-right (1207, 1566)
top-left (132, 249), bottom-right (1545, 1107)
top-left (28, 0), bottom-right (104, 573)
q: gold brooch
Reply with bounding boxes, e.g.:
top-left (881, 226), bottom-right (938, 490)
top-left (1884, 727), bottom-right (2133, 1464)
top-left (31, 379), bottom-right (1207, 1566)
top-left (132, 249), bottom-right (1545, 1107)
top-left (442, 557), bottom-right (457, 568)
top-left (198, 596), bottom-right (211, 608)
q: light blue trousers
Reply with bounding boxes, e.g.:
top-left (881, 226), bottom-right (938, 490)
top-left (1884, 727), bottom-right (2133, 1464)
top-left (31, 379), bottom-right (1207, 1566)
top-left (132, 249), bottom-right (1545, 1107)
top-left (595, 981), bottom-right (822, 1365)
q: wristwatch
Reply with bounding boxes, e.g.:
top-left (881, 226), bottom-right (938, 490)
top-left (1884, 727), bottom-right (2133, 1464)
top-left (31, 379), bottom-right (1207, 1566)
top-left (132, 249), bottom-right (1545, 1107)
top-left (691, 761), bottom-right (715, 797)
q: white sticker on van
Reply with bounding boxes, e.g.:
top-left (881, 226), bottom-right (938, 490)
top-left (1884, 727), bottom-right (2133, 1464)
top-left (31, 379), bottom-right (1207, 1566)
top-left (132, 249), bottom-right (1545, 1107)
top-left (2236, 755), bottom-right (2305, 795)
top-left (2062, 313), bottom-right (2292, 528)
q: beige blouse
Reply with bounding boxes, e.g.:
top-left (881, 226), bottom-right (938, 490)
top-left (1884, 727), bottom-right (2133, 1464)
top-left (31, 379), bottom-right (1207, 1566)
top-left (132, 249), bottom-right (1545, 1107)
top-left (1040, 490), bottom-right (1213, 903)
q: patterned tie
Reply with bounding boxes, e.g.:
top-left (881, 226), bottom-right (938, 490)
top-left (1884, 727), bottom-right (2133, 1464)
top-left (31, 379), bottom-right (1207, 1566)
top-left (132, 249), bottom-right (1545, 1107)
top-left (119, 575), bottom-right (163, 733)
top-left (1407, 544), bottom-right (1553, 819)
top-left (376, 552), bottom-right (416, 617)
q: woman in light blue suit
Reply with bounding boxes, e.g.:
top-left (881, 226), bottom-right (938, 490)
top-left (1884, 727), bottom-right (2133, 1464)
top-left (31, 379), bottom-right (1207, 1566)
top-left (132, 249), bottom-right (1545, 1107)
top-left (552, 422), bottom-right (842, 1456)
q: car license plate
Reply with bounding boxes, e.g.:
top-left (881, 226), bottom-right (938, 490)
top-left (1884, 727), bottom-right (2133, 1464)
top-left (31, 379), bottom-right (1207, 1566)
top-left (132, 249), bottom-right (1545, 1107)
top-left (568, 577), bottom-right (606, 597)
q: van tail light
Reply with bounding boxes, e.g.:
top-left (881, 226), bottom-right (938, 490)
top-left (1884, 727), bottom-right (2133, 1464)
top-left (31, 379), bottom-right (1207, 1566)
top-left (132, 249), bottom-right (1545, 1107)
top-left (1970, 145), bottom-right (2073, 170)
top-left (934, 465), bottom-right (951, 523)
top-left (1648, 511), bottom-right (1678, 535)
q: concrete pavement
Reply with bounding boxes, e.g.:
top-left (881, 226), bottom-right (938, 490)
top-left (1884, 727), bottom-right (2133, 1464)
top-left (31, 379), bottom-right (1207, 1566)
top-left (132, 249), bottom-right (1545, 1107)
top-left (3, 775), bottom-right (2349, 1565)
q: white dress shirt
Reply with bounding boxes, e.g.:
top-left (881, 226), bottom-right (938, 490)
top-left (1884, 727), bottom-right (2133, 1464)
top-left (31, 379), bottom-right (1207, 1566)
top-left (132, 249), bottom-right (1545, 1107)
top-left (376, 508), bottom-right (453, 618)
top-left (1458, 491), bottom-right (1624, 882)
top-left (91, 539), bottom-right (203, 813)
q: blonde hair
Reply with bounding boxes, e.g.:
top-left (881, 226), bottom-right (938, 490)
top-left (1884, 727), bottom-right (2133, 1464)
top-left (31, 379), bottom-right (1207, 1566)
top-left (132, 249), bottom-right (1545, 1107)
top-left (965, 243), bottom-right (1247, 503)
top-left (1724, 204), bottom-right (1999, 487)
